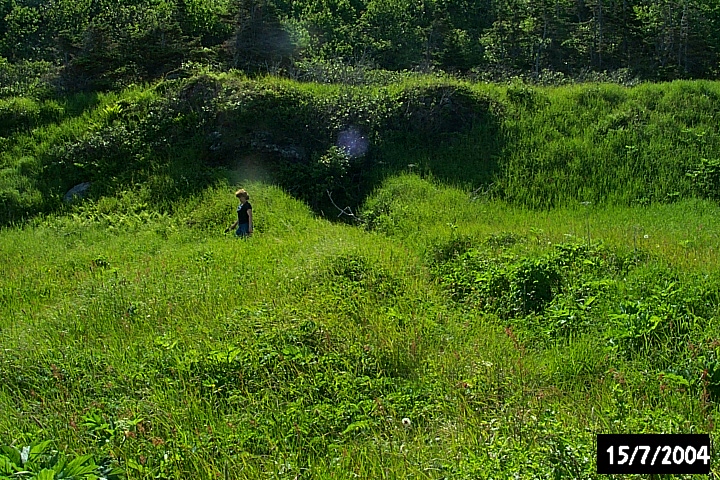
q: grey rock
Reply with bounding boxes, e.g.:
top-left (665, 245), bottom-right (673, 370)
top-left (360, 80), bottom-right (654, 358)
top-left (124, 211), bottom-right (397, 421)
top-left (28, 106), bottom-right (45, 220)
top-left (63, 182), bottom-right (92, 203)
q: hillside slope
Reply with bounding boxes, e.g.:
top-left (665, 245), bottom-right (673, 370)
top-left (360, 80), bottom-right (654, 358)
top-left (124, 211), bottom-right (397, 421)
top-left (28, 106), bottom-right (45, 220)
top-left (2, 74), bottom-right (720, 227)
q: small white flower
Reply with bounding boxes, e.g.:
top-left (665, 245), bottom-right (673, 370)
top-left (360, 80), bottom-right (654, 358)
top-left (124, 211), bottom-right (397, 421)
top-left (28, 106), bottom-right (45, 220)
top-left (644, 234), bottom-right (649, 239)
top-left (402, 417), bottom-right (412, 428)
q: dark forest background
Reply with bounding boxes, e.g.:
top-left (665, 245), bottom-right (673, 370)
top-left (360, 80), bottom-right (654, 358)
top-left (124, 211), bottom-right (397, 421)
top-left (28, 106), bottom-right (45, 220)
top-left (2, 0), bottom-right (719, 94)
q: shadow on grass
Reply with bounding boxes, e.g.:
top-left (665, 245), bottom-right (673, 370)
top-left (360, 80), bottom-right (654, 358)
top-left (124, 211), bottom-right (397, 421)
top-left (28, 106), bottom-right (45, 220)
top-left (220, 83), bottom-right (505, 221)
top-left (60, 91), bottom-right (102, 118)
top-left (3, 77), bottom-right (506, 227)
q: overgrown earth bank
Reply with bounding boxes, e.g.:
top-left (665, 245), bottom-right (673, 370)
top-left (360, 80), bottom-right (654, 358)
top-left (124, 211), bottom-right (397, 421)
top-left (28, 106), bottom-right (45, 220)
top-left (3, 73), bottom-right (720, 226)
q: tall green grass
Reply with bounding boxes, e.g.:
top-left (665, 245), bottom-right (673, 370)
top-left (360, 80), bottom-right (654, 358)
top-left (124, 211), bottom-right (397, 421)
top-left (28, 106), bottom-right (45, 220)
top-left (0, 85), bottom-right (161, 224)
top-left (2, 176), bottom-right (720, 478)
top-left (3, 72), bottom-right (720, 478)
top-left (494, 80), bottom-right (720, 208)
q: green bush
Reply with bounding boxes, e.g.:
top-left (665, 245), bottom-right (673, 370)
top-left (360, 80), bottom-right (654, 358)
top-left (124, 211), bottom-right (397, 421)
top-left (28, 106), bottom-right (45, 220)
top-left (434, 243), bottom-right (567, 317)
top-left (0, 59), bottom-right (56, 99)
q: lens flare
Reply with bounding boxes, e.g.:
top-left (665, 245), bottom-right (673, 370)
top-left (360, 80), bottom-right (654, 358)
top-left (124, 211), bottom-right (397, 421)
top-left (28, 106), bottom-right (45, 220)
top-left (336, 126), bottom-right (368, 158)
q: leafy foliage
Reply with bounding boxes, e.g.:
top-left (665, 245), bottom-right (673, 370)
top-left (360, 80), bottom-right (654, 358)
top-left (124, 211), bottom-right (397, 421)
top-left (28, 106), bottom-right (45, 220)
top-left (0, 441), bottom-right (122, 480)
top-left (687, 157), bottom-right (720, 201)
top-left (1, 0), bottom-right (720, 96)
top-left (3, 74), bottom-right (720, 231)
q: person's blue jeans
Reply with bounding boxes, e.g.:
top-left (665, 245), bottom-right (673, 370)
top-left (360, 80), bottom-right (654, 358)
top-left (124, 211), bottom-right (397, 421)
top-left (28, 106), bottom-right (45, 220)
top-left (236, 223), bottom-right (250, 237)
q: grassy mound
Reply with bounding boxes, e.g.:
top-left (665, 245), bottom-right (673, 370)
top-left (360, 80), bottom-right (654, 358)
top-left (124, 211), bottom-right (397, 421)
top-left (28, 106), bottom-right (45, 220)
top-left (2, 74), bottom-right (720, 227)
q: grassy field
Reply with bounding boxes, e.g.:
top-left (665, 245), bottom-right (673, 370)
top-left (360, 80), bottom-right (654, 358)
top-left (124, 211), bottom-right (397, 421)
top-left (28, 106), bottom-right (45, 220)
top-left (2, 174), bottom-right (720, 478)
top-left (3, 73), bottom-right (720, 478)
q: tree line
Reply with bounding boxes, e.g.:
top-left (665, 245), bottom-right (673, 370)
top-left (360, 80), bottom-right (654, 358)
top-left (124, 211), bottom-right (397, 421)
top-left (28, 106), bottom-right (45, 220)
top-left (1, 0), bottom-right (719, 91)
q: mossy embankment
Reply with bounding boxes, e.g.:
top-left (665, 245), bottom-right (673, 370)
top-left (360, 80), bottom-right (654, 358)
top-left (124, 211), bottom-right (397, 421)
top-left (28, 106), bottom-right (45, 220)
top-left (2, 73), bottom-right (720, 226)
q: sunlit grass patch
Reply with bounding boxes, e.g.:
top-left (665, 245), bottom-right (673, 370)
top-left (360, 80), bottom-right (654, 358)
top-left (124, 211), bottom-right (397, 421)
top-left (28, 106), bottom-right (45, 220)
top-left (3, 173), bottom-right (720, 477)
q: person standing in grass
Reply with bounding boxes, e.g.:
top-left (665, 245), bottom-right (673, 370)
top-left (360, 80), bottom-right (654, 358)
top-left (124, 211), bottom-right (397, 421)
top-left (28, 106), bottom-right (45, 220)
top-left (225, 189), bottom-right (253, 237)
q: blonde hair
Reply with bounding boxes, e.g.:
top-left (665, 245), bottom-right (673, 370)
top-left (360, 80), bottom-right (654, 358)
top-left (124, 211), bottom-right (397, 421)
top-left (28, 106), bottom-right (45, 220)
top-left (235, 188), bottom-right (249, 200)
